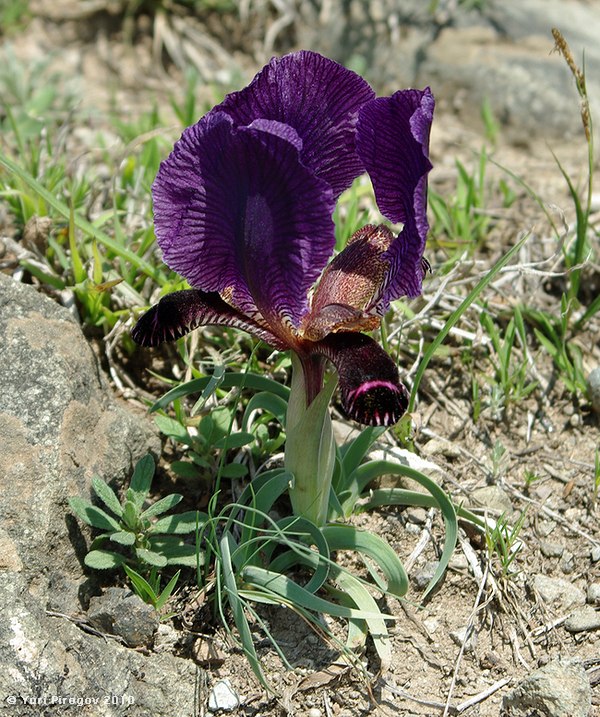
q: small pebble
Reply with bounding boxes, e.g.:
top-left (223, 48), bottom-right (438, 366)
top-left (587, 583), bottom-right (600, 605)
top-left (208, 679), bottom-right (240, 712)
top-left (307, 709), bottom-right (322, 717)
top-left (587, 367), bottom-right (600, 413)
top-left (591, 546), bottom-right (600, 563)
top-left (412, 561), bottom-right (439, 590)
top-left (405, 507), bottom-right (428, 524)
top-left (564, 607), bottom-right (600, 633)
top-left (450, 626), bottom-right (477, 652)
top-left (533, 574), bottom-right (585, 608)
top-left (560, 551), bottom-right (576, 574)
top-left (540, 540), bottom-right (564, 558)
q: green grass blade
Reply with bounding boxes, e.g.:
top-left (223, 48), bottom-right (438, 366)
top-left (123, 564), bottom-right (158, 605)
top-left (322, 524), bottom-right (409, 598)
top-left (340, 461), bottom-right (458, 599)
top-left (150, 372), bottom-right (291, 413)
top-left (331, 566), bottom-right (391, 667)
top-left (242, 565), bottom-right (395, 620)
top-left (220, 532), bottom-right (272, 692)
top-left (0, 151), bottom-right (162, 281)
top-left (408, 232), bottom-right (529, 413)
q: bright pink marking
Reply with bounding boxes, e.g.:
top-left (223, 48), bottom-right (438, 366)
top-left (346, 380), bottom-right (400, 401)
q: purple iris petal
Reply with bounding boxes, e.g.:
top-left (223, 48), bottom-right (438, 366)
top-left (313, 333), bottom-right (409, 426)
top-left (152, 111), bottom-right (335, 330)
top-left (356, 88), bottom-right (434, 307)
top-left (217, 50), bottom-right (375, 198)
top-left (131, 289), bottom-right (286, 349)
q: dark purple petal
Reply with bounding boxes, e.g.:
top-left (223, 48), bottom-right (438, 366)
top-left (312, 333), bottom-right (408, 426)
top-left (217, 51), bottom-right (375, 198)
top-left (356, 88), bottom-right (434, 306)
top-left (131, 289), bottom-right (287, 349)
top-left (152, 111), bottom-right (335, 330)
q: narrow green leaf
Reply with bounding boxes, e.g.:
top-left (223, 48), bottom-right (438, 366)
top-left (128, 454), bottom-right (155, 504)
top-left (348, 461), bottom-right (458, 599)
top-left (109, 530), bottom-right (135, 546)
top-left (91, 477), bottom-right (123, 518)
top-left (155, 570), bottom-right (181, 611)
top-left (149, 510), bottom-right (206, 535)
top-left (84, 550), bottom-right (127, 570)
top-left (242, 392), bottom-right (288, 431)
top-left (69, 497), bottom-right (121, 531)
top-left (220, 532), bottom-right (272, 692)
top-left (135, 548), bottom-right (168, 567)
top-left (140, 494), bottom-right (183, 519)
top-left (68, 200), bottom-right (86, 284)
top-left (332, 567), bottom-right (391, 667)
top-left (322, 524), bottom-right (409, 598)
top-left (190, 364), bottom-right (225, 414)
top-left (242, 566), bottom-right (395, 620)
top-left (150, 373), bottom-right (290, 413)
top-left (123, 564), bottom-right (157, 605)
top-left (339, 426), bottom-right (385, 477)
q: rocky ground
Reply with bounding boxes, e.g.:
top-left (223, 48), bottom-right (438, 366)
top-left (1, 2), bottom-right (600, 716)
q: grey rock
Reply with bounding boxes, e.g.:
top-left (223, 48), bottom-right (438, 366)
top-left (588, 367), bottom-right (600, 413)
top-left (292, 0), bottom-right (600, 141)
top-left (540, 540), bottom-right (564, 558)
top-left (533, 574), bottom-right (586, 609)
top-left (564, 606), bottom-right (600, 633)
top-left (559, 550), bottom-right (576, 575)
top-left (587, 583), bottom-right (600, 605)
top-left (405, 507), bottom-right (428, 524)
top-left (208, 679), bottom-right (240, 712)
top-left (0, 274), bottom-right (159, 585)
top-left (469, 485), bottom-right (513, 515)
top-left (420, 437), bottom-right (461, 459)
top-left (450, 625), bottom-right (477, 652)
top-left (502, 657), bottom-right (591, 717)
top-left (412, 560), bottom-right (439, 590)
top-left (0, 574), bottom-right (197, 716)
top-left (0, 276), bottom-right (180, 714)
top-left (88, 588), bottom-right (159, 647)
top-left (591, 545), bottom-right (600, 563)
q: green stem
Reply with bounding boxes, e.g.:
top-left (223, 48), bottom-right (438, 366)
top-left (285, 353), bottom-right (337, 526)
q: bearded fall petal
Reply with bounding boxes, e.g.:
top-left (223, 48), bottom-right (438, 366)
top-left (314, 333), bottom-right (409, 426)
top-left (356, 88), bottom-right (434, 307)
top-left (217, 50), bottom-right (376, 198)
top-left (131, 289), bottom-right (286, 349)
top-left (152, 111), bottom-right (336, 329)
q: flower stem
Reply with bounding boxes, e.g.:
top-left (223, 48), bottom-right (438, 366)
top-left (285, 352), bottom-right (337, 526)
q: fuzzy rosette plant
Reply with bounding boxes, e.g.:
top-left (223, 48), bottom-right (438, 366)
top-left (132, 50), bottom-right (434, 526)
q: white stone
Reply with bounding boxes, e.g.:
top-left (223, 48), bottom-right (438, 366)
top-left (208, 680), bottom-right (240, 712)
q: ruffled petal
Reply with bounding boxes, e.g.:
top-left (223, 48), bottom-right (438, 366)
top-left (131, 289), bottom-right (287, 349)
top-left (218, 50), bottom-right (375, 198)
top-left (312, 332), bottom-right (408, 426)
top-left (356, 88), bottom-right (434, 306)
top-left (152, 111), bottom-right (335, 331)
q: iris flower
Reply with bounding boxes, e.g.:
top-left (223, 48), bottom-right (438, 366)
top-left (132, 51), bottom-right (433, 524)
